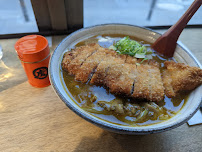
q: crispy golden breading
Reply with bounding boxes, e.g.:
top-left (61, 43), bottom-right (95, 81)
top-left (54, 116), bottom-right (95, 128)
top-left (163, 61), bottom-right (202, 97)
top-left (162, 70), bottom-right (175, 97)
top-left (104, 48), bottom-right (119, 57)
top-left (61, 47), bottom-right (83, 70)
top-left (75, 47), bottom-right (120, 83)
top-left (149, 59), bottom-right (160, 68)
top-left (62, 44), bottom-right (165, 102)
top-left (125, 55), bottom-right (137, 64)
top-left (67, 43), bottom-right (100, 75)
top-left (105, 62), bottom-right (137, 96)
top-left (62, 44), bottom-right (99, 69)
top-left (90, 51), bottom-right (126, 85)
top-left (75, 47), bottom-right (108, 82)
top-left (90, 57), bottom-right (126, 85)
top-left (90, 58), bottom-right (111, 85)
top-left (148, 65), bottom-right (165, 101)
top-left (148, 60), bottom-right (164, 101)
top-left (62, 44), bottom-right (201, 102)
top-left (132, 64), bottom-right (151, 99)
top-left (119, 54), bottom-right (127, 61)
top-left (132, 63), bottom-right (164, 102)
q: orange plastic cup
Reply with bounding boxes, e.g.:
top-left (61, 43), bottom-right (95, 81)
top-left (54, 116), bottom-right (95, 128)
top-left (15, 35), bottom-right (51, 88)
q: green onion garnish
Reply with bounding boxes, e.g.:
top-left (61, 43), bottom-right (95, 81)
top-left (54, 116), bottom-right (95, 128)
top-left (109, 36), bottom-right (152, 60)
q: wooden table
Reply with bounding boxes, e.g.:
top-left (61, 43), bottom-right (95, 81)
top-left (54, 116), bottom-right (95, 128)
top-left (0, 29), bottom-right (202, 152)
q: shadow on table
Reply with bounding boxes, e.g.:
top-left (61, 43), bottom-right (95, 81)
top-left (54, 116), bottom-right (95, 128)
top-left (74, 131), bottom-right (166, 152)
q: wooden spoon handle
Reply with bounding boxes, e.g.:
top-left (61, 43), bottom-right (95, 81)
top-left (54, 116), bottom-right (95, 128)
top-left (152, 0), bottom-right (202, 57)
top-left (167, 0), bottom-right (202, 38)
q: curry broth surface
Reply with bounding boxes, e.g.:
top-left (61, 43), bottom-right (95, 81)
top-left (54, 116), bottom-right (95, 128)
top-left (61, 35), bottom-right (188, 126)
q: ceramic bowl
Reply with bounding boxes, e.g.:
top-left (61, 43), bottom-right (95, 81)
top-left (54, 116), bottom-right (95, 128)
top-left (49, 24), bottom-right (202, 135)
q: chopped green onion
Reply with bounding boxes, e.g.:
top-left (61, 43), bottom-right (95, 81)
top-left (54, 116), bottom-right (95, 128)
top-left (109, 45), bottom-right (117, 50)
top-left (135, 53), bottom-right (145, 59)
top-left (140, 58), bottom-right (148, 64)
top-left (109, 36), bottom-right (152, 62)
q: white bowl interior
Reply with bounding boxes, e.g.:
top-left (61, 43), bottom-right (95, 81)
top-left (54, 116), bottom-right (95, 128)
top-left (50, 24), bottom-right (202, 134)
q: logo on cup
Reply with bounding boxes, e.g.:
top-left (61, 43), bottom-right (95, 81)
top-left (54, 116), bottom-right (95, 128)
top-left (33, 67), bottom-right (48, 79)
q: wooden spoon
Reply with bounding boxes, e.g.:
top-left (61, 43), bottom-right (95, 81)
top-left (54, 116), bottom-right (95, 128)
top-left (152, 0), bottom-right (202, 58)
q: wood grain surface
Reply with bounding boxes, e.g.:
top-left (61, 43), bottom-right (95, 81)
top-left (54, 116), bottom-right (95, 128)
top-left (0, 78), bottom-right (201, 152)
top-left (0, 30), bottom-right (202, 152)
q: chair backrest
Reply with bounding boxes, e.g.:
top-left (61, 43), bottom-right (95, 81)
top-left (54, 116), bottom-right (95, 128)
top-left (31, 0), bottom-right (83, 32)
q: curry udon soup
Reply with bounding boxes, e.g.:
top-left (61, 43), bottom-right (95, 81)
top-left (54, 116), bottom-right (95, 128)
top-left (60, 35), bottom-right (188, 126)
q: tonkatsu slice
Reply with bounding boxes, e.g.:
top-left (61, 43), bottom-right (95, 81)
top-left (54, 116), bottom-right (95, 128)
top-left (62, 44), bottom-right (202, 102)
top-left (131, 63), bottom-right (164, 102)
top-left (62, 44), bottom-right (164, 102)
top-left (75, 47), bottom-right (110, 83)
top-left (104, 61), bottom-right (137, 96)
top-left (162, 61), bottom-right (202, 97)
top-left (63, 43), bottom-right (100, 75)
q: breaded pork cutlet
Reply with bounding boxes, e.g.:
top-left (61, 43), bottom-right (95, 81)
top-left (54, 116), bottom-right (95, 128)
top-left (75, 47), bottom-right (120, 82)
top-left (104, 60), bottom-right (137, 96)
top-left (90, 56), bottom-right (123, 85)
top-left (91, 55), bottom-right (164, 101)
top-left (75, 47), bottom-right (109, 82)
top-left (90, 54), bottom-right (136, 96)
top-left (62, 45), bottom-right (86, 70)
top-left (74, 46), bottom-right (126, 83)
top-left (90, 58), bottom-right (111, 85)
top-left (66, 43), bottom-right (100, 75)
top-left (62, 44), bottom-right (165, 102)
top-left (132, 64), bottom-right (151, 100)
top-left (162, 61), bottom-right (202, 97)
top-left (62, 44), bottom-right (201, 102)
top-left (131, 60), bottom-right (164, 102)
top-left (125, 55), bottom-right (137, 64)
top-left (148, 61), bottom-right (165, 101)
top-left (125, 56), bottom-right (164, 101)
